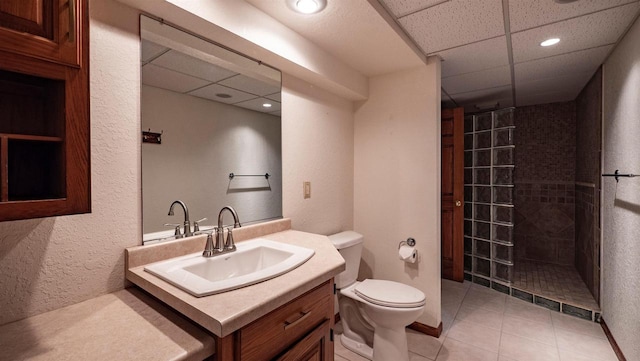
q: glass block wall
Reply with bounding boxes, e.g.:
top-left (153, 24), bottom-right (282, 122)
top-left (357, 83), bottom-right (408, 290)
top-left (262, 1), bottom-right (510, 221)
top-left (463, 108), bottom-right (515, 288)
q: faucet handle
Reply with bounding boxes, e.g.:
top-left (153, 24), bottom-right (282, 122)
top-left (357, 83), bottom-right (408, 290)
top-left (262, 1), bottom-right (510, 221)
top-left (193, 217), bottom-right (207, 232)
top-left (164, 223), bottom-right (182, 236)
top-left (224, 227), bottom-right (236, 251)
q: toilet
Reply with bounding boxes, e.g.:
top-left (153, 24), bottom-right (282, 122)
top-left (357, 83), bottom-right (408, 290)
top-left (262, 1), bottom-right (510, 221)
top-left (328, 231), bottom-right (425, 361)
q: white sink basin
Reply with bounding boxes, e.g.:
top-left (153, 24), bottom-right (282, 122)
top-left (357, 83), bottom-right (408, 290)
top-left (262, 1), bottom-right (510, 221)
top-left (144, 238), bottom-right (315, 297)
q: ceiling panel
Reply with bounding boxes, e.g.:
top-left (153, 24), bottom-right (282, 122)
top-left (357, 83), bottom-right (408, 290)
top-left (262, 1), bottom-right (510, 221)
top-left (151, 50), bottom-right (238, 82)
top-left (399, 0), bottom-right (505, 53)
top-left (435, 36), bottom-right (510, 77)
top-left (443, 66), bottom-right (511, 95)
top-left (235, 97), bottom-right (282, 113)
top-left (188, 83), bottom-right (258, 104)
top-left (511, 3), bottom-right (639, 63)
top-left (509, 0), bottom-right (635, 32)
top-left (142, 64), bottom-right (210, 93)
top-left (264, 92), bottom-right (281, 102)
top-left (141, 40), bottom-right (169, 63)
top-left (517, 72), bottom-right (592, 101)
top-left (382, 0), bottom-right (449, 18)
top-left (515, 45), bottom-right (612, 84)
top-left (517, 90), bottom-right (575, 107)
top-left (219, 74), bottom-right (281, 96)
top-left (450, 85), bottom-right (512, 105)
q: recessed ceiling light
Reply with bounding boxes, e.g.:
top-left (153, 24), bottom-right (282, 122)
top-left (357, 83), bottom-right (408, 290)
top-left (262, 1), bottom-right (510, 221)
top-left (540, 38), bottom-right (560, 47)
top-left (287, 0), bottom-right (327, 14)
top-left (262, 103), bottom-right (273, 108)
top-left (216, 93), bottom-right (232, 98)
top-left (554, 0), bottom-right (579, 3)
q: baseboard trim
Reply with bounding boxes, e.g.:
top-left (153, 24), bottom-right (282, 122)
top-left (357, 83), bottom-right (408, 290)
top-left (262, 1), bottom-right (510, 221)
top-left (407, 321), bottom-right (442, 338)
top-left (600, 317), bottom-right (626, 361)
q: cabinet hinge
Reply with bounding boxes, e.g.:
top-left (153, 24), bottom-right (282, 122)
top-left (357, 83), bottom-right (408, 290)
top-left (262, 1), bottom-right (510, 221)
top-left (330, 328), bottom-right (334, 342)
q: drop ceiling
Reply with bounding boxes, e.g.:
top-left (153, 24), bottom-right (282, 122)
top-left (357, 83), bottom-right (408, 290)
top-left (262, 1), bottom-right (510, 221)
top-left (246, 0), bottom-right (640, 111)
top-left (141, 40), bottom-right (282, 116)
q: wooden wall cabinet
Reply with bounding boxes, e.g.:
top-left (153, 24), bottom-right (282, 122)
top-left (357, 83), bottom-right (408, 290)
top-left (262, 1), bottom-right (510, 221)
top-left (215, 280), bottom-right (335, 361)
top-left (0, 0), bottom-right (89, 221)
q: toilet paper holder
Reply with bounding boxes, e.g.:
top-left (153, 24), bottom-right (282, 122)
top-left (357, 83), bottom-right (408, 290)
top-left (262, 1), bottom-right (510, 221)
top-left (398, 237), bottom-right (416, 248)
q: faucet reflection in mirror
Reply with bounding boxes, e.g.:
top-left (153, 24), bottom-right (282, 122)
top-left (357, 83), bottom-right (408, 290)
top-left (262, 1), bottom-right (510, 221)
top-left (140, 15), bottom-right (282, 244)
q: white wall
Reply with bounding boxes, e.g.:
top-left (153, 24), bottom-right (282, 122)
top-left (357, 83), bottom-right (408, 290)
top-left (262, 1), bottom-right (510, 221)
top-left (354, 60), bottom-right (442, 327)
top-left (0, 0), bottom-right (141, 325)
top-left (282, 74), bottom-right (355, 234)
top-left (602, 16), bottom-right (640, 360)
top-left (141, 85), bottom-right (282, 233)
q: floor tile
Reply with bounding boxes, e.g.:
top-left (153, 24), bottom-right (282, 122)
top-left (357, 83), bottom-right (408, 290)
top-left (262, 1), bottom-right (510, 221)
top-left (504, 297), bottom-right (552, 325)
top-left (407, 329), bottom-right (445, 359)
top-left (555, 329), bottom-right (617, 361)
top-left (435, 338), bottom-right (499, 361)
top-left (551, 312), bottom-right (606, 339)
top-left (410, 351), bottom-right (434, 361)
top-left (334, 335), bottom-right (370, 361)
top-left (447, 319), bottom-right (502, 353)
top-left (558, 348), bottom-right (603, 361)
top-left (461, 289), bottom-right (507, 313)
top-left (499, 332), bottom-right (560, 361)
top-left (501, 314), bottom-right (556, 346)
top-left (455, 305), bottom-right (504, 331)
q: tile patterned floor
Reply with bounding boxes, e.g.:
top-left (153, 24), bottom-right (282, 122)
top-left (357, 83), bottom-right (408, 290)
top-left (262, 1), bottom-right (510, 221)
top-left (513, 260), bottom-right (600, 311)
top-left (334, 279), bottom-right (616, 361)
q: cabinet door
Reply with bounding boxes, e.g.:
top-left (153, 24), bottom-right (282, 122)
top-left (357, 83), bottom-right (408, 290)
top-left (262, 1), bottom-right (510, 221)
top-left (0, 0), bottom-right (83, 66)
top-left (275, 319), bottom-right (333, 361)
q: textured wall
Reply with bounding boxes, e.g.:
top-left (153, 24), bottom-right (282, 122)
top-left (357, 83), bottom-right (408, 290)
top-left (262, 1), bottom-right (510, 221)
top-left (354, 60), bottom-right (441, 328)
top-left (574, 68), bottom-right (602, 303)
top-left (281, 74), bottom-right (354, 235)
top-left (514, 103), bottom-right (576, 265)
top-left (602, 16), bottom-right (640, 360)
top-left (0, 0), bottom-right (142, 326)
top-left (141, 85), bottom-right (282, 234)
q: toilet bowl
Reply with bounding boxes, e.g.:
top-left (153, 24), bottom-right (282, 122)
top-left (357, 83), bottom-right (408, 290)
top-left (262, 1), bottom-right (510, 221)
top-left (329, 231), bottom-right (425, 361)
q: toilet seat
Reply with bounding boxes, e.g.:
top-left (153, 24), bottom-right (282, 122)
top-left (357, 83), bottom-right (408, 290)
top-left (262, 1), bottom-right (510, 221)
top-left (354, 279), bottom-right (425, 308)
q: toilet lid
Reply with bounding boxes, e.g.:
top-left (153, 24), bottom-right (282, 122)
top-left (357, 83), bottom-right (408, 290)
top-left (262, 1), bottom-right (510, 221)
top-left (354, 279), bottom-right (426, 308)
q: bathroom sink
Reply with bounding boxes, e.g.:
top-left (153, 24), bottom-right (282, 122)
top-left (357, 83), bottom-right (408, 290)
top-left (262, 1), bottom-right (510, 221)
top-left (144, 238), bottom-right (315, 297)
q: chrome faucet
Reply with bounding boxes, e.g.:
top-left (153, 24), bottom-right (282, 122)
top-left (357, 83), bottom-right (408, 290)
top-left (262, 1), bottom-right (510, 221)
top-left (217, 206), bottom-right (241, 251)
top-left (167, 200), bottom-right (192, 237)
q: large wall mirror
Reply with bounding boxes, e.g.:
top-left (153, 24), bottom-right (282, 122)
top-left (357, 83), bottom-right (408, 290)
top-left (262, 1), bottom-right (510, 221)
top-left (140, 15), bottom-right (282, 243)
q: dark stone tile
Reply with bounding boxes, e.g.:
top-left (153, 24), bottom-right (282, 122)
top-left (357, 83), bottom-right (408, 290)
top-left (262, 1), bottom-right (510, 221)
top-left (512, 288), bottom-right (534, 303)
top-left (562, 304), bottom-right (593, 321)
top-left (464, 168), bottom-right (473, 184)
top-left (535, 296), bottom-right (561, 312)
top-left (464, 220), bottom-right (473, 237)
top-left (464, 202), bottom-right (473, 219)
top-left (465, 151), bottom-right (473, 168)
top-left (465, 186), bottom-right (473, 201)
top-left (464, 255), bottom-right (472, 271)
top-left (594, 312), bottom-right (601, 323)
top-left (491, 281), bottom-right (511, 295)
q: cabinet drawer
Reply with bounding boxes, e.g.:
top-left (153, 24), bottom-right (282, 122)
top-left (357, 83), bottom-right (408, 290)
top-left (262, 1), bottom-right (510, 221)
top-left (239, 281), bottom-right (333, 361)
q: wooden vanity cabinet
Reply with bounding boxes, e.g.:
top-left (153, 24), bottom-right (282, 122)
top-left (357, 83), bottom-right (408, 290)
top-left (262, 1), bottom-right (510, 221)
top-left (0, 0), bottom-right (89, 221)
top-left (216, 280), bottom-right (335, 361)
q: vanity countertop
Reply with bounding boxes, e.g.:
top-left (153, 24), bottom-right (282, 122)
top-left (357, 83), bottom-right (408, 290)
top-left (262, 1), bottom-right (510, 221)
top-left (0, 288), bottom-right (214, 361)
top-left (125, 219), bottom-right (346, 338)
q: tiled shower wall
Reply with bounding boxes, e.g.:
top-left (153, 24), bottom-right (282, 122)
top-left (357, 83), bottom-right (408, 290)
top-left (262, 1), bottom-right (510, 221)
top-left (575, 68), bottom-right (602, 303)
top-left (464, 108), bottom-right (515, 286)
top-left (514, 102), bottom-right (576, 265)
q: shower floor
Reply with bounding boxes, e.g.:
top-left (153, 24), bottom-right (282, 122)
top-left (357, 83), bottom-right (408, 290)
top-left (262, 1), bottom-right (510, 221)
top-left (513, 260), bottom-right (599, 311)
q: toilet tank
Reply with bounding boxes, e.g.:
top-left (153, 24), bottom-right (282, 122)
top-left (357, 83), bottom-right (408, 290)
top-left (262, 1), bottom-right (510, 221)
top-left (328, 231), bottom-right (363, 289)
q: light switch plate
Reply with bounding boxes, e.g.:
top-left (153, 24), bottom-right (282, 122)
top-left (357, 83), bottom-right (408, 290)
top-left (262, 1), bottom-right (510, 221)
top-left (304, 181), bottom-right (311, 199)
